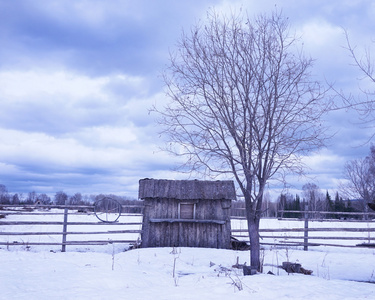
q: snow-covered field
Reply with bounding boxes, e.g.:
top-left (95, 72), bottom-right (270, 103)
top-left (1, 210), bottom-right (375, 299)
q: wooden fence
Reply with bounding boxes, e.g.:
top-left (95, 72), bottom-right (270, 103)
top-left (231, 209), bottom-right (375, 250)
top-left (277, 209), bottom-right (375, 220)
top-left (0, 204), bottom-right (143, 252)
top-left (2, 205), bottom-right (375, 251)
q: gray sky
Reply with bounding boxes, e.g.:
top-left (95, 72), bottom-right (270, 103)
top-left (0, 0), bottom-right (374, 199)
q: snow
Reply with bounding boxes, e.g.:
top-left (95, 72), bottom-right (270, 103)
top-left (1, 211), bottom-right (375, 299)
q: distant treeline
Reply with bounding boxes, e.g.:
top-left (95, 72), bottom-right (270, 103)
top-left (277, 191), bottom-right (362, 219)
top-left (231, 191), bottom-right (364, 220)
top-left (0, 184), bottom-right (367, 218)
top-left (0, 184), bottom-right (143, 213)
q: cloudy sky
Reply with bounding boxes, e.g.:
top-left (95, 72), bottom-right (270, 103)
top-left (0, 0), bottom-right (374, 199)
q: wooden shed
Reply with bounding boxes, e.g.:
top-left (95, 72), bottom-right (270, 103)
top-left (139, 179), bottom-right (236, 249)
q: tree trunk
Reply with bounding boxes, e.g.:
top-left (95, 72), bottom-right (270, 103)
top-left (248, 215), bottom-right (261, 271)
top-left (245, 190), bottom-right (261, 271)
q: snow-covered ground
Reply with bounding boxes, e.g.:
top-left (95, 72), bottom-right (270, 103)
top-left (1, 210), bottom-right (375, 299)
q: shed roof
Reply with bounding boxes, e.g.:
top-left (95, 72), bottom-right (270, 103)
top-left (138, 179), bottom-right (236, 200)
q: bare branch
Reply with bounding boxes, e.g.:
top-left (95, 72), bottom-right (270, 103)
top-left (335, 30), bottom-right (375, 141)
top-left (153, 8), bottom-right (330, 270)
top-left (341, 146), bottom-right (375, 214)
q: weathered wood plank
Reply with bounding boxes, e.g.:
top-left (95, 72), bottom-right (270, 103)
top-left (278, 210), bottom-right (375, 216)
top-left (232, 234), bottom-right (375, 240)
top-left (138, 179), bottom-right (236, 200)
top-left (0, 221), bottom-right (142, 226)
top-left (231, 228), bottom-right (375, 233)
top-left (0, 230), bottom-right (142, 235)
top-left (149, 218), bottom-right (226, 225)
top-left (0, 240), bottom-right (140, 246)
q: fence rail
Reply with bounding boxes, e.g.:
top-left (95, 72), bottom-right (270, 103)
top-left (230, 231), bottom-right (375, 248)
top-left (278, 209), bottom-right (375, 217)
top-left (0, 240), bottom-right (141, 246)
top-left (0, 221), bottom-right (142, 225)
top-left (0, 204), bottom-right (143, 251)
top-left (2, 205), bottom-right (375, 251)
top-left (0, 230), bottom-right (142, 235)
top-left (231, 209), bottom-right (375, 249)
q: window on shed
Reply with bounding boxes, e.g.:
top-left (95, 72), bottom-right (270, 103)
top-left (179, 203), bottom-right (195, 219)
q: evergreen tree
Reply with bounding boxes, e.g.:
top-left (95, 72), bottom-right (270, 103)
top-left (326, 191), bottom-right (334, 218)
top-left (334, 192), bottom-right (347, 218)
top-left (295, 194), bottom-right (301, 218)
top-left (326, 191), bottom-right (333, 211)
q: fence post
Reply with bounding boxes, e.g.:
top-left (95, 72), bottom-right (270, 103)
top-left (304, 204), bottom-right (309, 251)
top-left (61, 203), bottom-right (68, 252)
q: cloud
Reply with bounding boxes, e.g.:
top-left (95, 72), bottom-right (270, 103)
top-left (0, 0), bottom-right (218, 76)
top-left (0, 65), bottom-right (176, 196)
top-left (0, 0), bottom-right (373, 200)
top-left (0, 126), bottom-right (177, 196)
top-left (0, 69), bottom-right (151, 134)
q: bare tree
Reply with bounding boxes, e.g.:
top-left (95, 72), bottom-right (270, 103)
top-left (54, 191), bottom-right (68, 205)
top-left (0, 184), bottom-right (10, 204)
top-left (26, 191), bottom-right (38, 204)
top-left (302, 183), bottom-right (324, 218)
top-left (341, 146), bottom-right (375, 216)
top-left (69, 193), bottom-right (83, 205)
top-left (155, 9), bottom-right (329, 271)
top-left (37, 193), bottom-right (52, 205)
top-left (12, 193), bottom-right (20, 205)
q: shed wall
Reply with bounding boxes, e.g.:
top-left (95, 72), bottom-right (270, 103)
top-left (141, 197), bottom-right (232, 249)
top-left (139, 179), bottom-right (235, 249)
